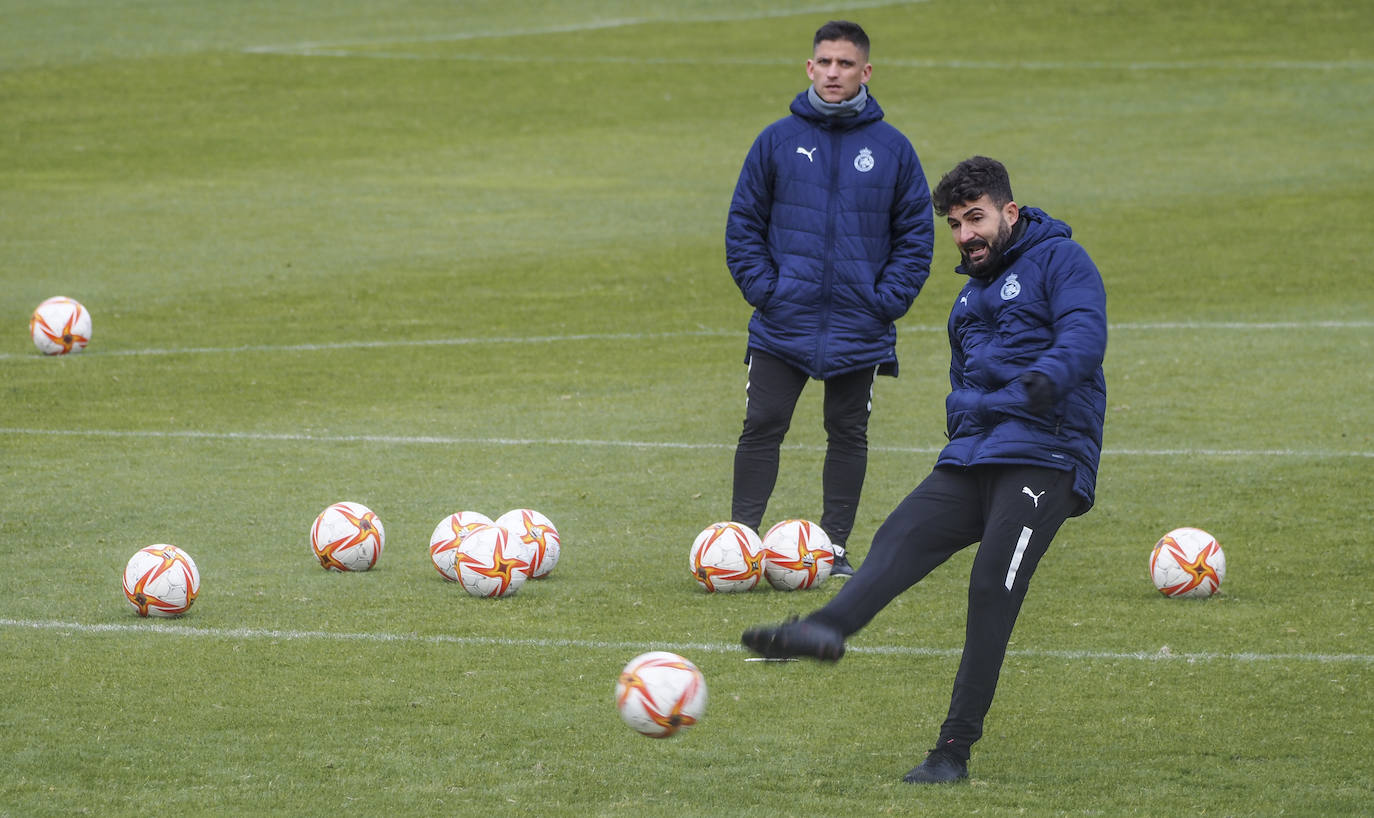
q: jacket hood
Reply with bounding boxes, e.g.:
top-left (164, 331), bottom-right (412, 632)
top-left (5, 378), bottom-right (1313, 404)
top-left (1006, 206), bottom-right (1072, 259)
top-left (789, 88), bottom-right (886, 128)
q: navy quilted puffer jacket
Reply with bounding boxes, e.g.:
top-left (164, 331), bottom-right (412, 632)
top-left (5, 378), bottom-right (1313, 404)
top-left (938, 207), bottom-right (1108, 514)
top-left (725, 90), bottom-right (932, 379)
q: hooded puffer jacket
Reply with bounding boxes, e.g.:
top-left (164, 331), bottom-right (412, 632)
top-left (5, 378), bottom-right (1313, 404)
top-left (726, 90), bottom-right (932, 379)
top-left (937, 206), bottom-right (1108, 514)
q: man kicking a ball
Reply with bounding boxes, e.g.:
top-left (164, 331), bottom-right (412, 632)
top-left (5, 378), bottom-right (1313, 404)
top-left (742, 156), bottom-right (1108, 784)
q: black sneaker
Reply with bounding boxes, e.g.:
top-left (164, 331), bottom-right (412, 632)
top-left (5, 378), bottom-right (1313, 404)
top-left (902, 746), bottom-right (969, 784)
top-left (830, 545), bottom-right (854, 578)
top-left (740, 616), bottom-right (845, 661)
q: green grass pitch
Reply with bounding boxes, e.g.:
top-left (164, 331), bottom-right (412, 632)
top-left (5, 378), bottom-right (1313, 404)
top-left (2, 0), bottom-right (1371, 814)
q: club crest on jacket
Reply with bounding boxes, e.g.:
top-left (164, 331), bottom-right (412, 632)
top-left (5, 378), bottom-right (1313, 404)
top-left (1000, 273), bottom-right (1021, 301)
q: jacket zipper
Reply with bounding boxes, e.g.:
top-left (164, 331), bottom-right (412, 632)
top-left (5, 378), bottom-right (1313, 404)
top-left (813, 126), bottom-right (842, 373)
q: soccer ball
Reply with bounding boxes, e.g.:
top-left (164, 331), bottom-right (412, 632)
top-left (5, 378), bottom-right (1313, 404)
top-left (30, 296), bottom-right (92, 355)
top-left (429, 511), bottom-right (493, 581)
top-left (615, 651), bottom-right (707, 738)
top-left (311, 501), bottom-right (385, 572)
top-left (689, 522), bottom-right (763, 592)
top-left (761, 519), bottom-right (835, 591)
top-left (495, 508), bottom-right (560, 578)
top-left (122, 544), bottom-right (201, 617)
top-left (1150, 527), bottom-right (1226, 598)
top-left (453, 523), bottom-right (534, 598)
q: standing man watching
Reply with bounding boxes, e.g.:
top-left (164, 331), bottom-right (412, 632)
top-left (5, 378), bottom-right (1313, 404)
top-left (741, 156), bottom-right (1108, 784)
top-left (725, 20), bottom-right (933, 575)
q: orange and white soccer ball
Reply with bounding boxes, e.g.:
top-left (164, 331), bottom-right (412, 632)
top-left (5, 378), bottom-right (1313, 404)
top-left (689, 522), bottom-right (763, 592)
top-left (429, 511), bottom-right (493, 581)
top-left (495, 508), bottom-right (560, 578)
top-left (453, 524), bottom-right (534, 598)
top-left (615, 651), bottom-right (707, 738)
top-left (761, 519), bottom-right (835, 590)
top-left (1150, 527), bottom-right (1226, 598)
top-left (30, 296), bottom-right (92, 355)
top-left (311, 501), bottom-right (385, 572)
top-left (122, 544), bottom-right (201, 617)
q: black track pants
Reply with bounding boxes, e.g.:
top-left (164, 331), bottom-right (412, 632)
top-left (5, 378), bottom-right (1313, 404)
top-left (809, 464), bottom-right (1079, 755)
top-left (731, 350), bottom-right (876, 546)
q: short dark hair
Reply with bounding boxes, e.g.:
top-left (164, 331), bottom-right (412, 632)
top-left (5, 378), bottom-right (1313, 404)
top-left (814, 20), bottom-right (869, 57)
top-left (932, 156), bottom-right (1015, 216)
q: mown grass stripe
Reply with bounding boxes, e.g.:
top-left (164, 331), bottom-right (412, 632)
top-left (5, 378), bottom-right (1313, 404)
top-left (241, 0), bottom-right (925, 53)
top-left (246, 48), bottom-right (1374, 73)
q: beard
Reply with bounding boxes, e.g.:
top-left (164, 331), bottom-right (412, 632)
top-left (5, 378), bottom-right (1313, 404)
top-left (959, 216), bottom-right (1014, 279)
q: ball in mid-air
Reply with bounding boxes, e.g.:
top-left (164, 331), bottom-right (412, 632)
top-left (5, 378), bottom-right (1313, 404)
top-left (1150, 527), bottom-right (1226, 598)
top-left (615, 651), bottom-right (707, 738)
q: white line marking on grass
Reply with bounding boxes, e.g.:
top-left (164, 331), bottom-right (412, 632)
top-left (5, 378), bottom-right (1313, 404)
top-left (3, 618), bottom-right (1369, 665)
top-left (0, 329), bottom-right (737, 361)
top-left (0, 321), bottom-right (1367, 362)
top-left (1109, 320), bottom-right (1374, 330)
top-left (0, 427), bottom-right (741, 449)
top-left (2, 428), bottom-right (1363, 461)
top-left (887, 58), bottom-right (1374, 72)
top-left (1102, 447), bottom-right (1374, 458)
top-left (1, 426), bottom-right (1370, 458)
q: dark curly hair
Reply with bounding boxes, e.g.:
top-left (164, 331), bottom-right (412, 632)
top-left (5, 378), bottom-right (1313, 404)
top-left (932, 156), bottom-right (1015, 216)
